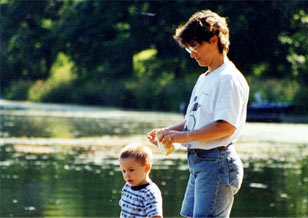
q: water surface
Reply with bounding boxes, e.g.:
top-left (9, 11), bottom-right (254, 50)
top-left (1, 101), bottom-right (308, 217)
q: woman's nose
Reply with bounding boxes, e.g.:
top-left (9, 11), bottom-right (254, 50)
top-left (190, 51), bottom-right (197, 58)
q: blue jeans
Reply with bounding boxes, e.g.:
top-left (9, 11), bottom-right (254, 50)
top-left (180, 144), bottom-right (243, 218)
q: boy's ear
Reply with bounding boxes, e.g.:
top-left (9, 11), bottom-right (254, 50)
top-left (145, 163), bottom-right (151, 172)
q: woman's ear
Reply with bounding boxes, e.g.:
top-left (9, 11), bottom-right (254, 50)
top-left (210, 35), bottom-right (218, 45)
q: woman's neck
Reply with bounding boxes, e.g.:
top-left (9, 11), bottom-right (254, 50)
top-left (208, 54), bottom-right (228, 73)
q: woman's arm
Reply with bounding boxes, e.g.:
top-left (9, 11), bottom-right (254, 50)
top-left (160, 120), bottom-right (236, 146)
top-left (185, 120), bottom-right (235, 142)
top-left (165, 120), bottom-right (186, 131)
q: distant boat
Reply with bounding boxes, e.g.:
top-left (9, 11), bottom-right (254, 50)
top-left (247, 102), bottom-right (294, 122)
top-left (180, 93), bottom-right (294, 122)
top-left (247, 93), bottom-right (294, 122)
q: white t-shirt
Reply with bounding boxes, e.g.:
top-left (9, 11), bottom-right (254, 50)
top-left (183, 59), bottom-right (249, 150)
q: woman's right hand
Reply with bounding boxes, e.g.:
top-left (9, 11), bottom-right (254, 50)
top-left (146, 129), bottom-right (160, 146)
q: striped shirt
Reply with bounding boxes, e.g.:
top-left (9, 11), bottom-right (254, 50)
top-left (119, 180), bottom-right (163, 218)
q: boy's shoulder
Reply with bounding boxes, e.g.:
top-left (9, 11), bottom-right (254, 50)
top-left (145, 180), bottom-right (160, 190)
top-left (122, 182), bottom-right (131, 191)
top-left (142, 181), bottom-right (162, 198)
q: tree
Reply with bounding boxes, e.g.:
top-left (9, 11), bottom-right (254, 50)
top-left (0, 0), bottom-right (63, 89)
top-left (279, 6), bottom-right (308, 112)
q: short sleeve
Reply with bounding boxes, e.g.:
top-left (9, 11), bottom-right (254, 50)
top-left (144, 188), bottom-right (163, 218)
top-left (214, 74), bottom-right (244, 128)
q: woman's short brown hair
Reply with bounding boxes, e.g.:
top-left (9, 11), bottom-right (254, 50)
top-left (174, 10), bottom-right (230, 54)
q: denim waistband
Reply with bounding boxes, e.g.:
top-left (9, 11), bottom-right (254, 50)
top-left (188, 143), bottom-right (233, 153)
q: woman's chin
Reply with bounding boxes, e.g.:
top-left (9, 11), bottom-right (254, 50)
top-left (195, 59), bottom-right (206, 67)
top-left (198, 62), bottom-right (207, 67)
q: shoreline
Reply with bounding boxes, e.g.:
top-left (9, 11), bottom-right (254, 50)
top-left (1, 100), bottom-right (308, 123)
top-left (1, 100), bottom-right (308, 161)
top-left (1, 135), bottom-right (308, 162)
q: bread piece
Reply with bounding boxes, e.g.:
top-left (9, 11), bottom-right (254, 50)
top-left (155, 129), bottom-right (175, 156)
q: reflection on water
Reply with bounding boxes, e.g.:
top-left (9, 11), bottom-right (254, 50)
top-left (1, 111), bottom-right (182, 138)
top-left (1, 144), bottom-right (308, 217)
top-left (0, 145), bottom-right (186, 217)
top-left (235, 158), bottom-right (308, 217)
top-left (1, 115), bottom-right (150, 138)
top-left (1, 101), bottom-right (308, 217)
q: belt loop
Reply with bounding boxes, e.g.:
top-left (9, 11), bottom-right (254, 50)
top-left (193, 149), bottom-right (198, 155)
top-left (192, 149), bottom-right (199, 156)
top-left (219, 147), bottom-right (225, 155)
top-left (188, 149), bottom-right (197, 156)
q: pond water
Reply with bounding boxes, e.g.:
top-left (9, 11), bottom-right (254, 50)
top-left (1, 101), bottom-right (308, 217)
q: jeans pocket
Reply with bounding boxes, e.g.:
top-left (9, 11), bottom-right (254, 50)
top-left (195, 150), bottom-right (219, 161)
top-left (226, 155), bottom-right (243, 195)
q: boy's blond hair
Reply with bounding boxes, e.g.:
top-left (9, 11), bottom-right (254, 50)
top-left (119, 143), bottom-right (153, 166)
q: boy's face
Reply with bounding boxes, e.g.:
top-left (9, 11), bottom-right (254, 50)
top-left (119, 157), bottom-right (150, 187)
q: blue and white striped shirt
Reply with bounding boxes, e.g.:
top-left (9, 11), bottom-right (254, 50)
top-left (119, 180), bottom-right (163, 218)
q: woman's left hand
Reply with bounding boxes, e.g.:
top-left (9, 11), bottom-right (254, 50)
top-left (159, 129), bottom-right (189, 147)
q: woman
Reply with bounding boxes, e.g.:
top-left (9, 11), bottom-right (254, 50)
top-left (147, 10), bottom-right (249, 218)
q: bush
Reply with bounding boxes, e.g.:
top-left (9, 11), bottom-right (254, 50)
top-left (71, 80), bottom-right (127, 106)
top-left (294, 87), bottom-right (308, 114)
top-left (247, 76), bottom-right (299, 103)
top-left (28, 52), bottom-right (77, 103)
top-left (3, 80), bottom-right (33, 100)
top-left (125, 76), bottom-right (193, 112)
top-left (125, 48), bottom-right (195, 111)
top-left (28, 80), bottom-right (52, 102)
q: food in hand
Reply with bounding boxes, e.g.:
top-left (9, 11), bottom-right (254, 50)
top-left (155, 129), bottom-right (175, 156)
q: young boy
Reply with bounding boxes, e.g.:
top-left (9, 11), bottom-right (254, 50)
top-left (119, 143), bottom-right (163, 218)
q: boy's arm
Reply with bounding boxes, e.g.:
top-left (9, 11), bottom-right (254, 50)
top-left (152, 216), bottom-right (162, 218)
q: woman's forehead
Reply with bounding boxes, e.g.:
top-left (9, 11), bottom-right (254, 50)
top-left (187, 40), bottom-right (199, 48)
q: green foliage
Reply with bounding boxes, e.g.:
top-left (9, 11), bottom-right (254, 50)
top-left (280, 8), bottom-right (308, 86)
top-left (125, 76), bottom-right (192, 111)
top-left (127, 48), bottom-right (194, 111)
top-left (294, 87), bottom-right (308, 114)
top-left (248, 77), bottom-right (299, 104)
top-left (251, 63), bottom-right (269, 77)
top-left (72, 80), bottom-right (127, 106)
top-left (0, 0), bottom-right (63, 89)
top-left (1, 0), bottom-right (308, 113)
top-left (278, 7), bottom-right (308, 113)
top-left (3, 81), bottom-right (33, 100)
top-left (133, 49), bottom-right (157, 78)
top-left (28, 53), bottom-right (76, 102)
top-left (49, 52), bottom-right (76, 83)
top-left (27, 80), bottom-right (53, 102)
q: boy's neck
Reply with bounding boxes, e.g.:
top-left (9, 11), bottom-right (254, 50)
top-left (138, 175), bottom-right (150, 186)
top-left (131, 180), bottom-right (151, 190)
top-left (131, 175), bottom-right (150, 187)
